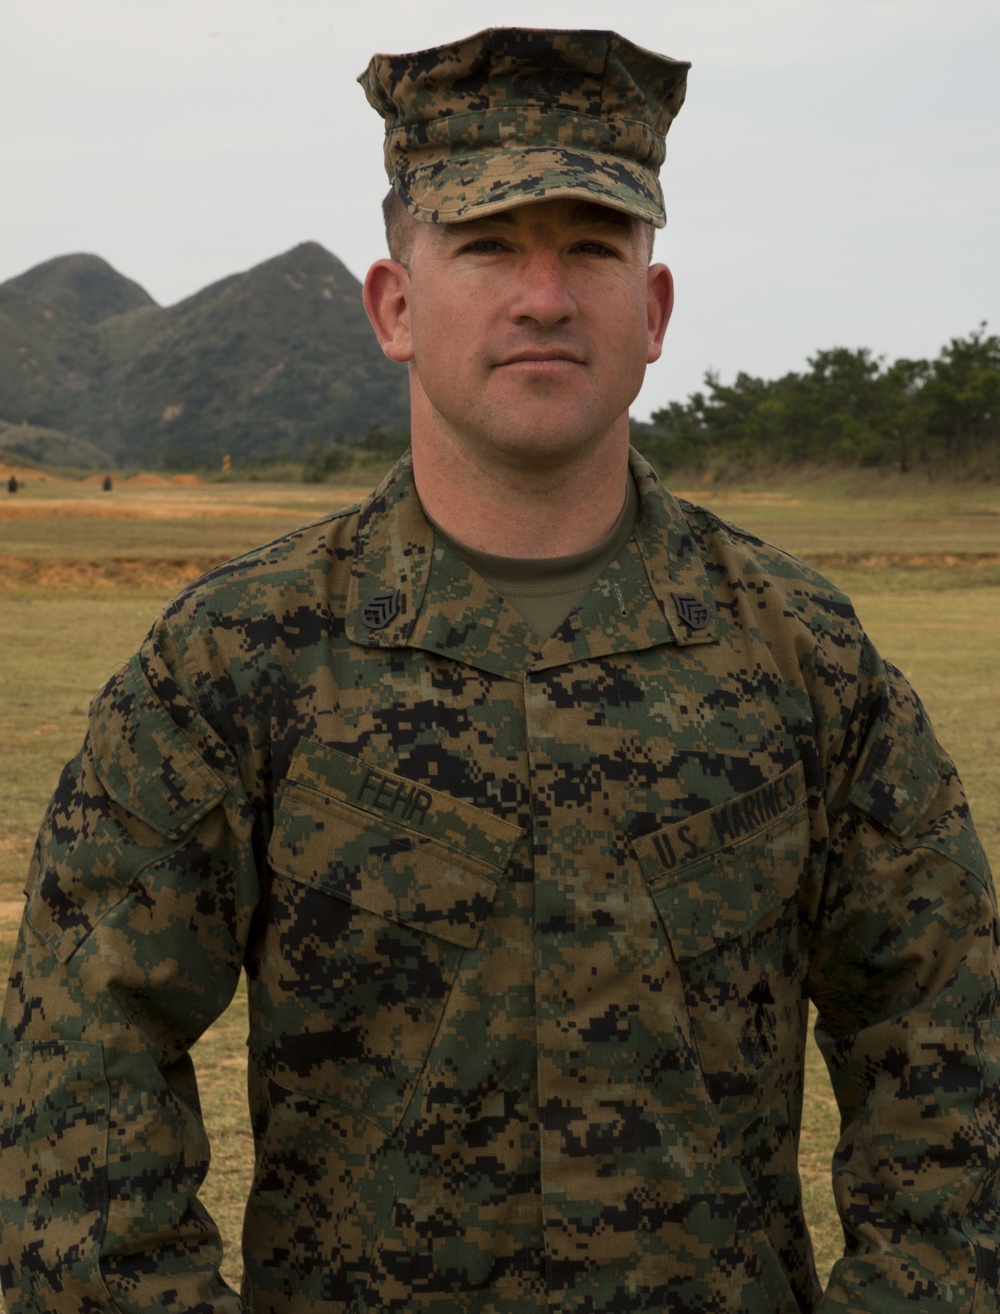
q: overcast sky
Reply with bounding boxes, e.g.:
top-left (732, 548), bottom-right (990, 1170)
top-left (4, 0), bottom-right (998, 421)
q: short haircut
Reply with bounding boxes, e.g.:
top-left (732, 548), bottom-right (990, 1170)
top-left (382, 188), bottom-right (416, 266)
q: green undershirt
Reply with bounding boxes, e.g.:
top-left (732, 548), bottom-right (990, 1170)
top-left (429, 475), bottom-right (639, 640)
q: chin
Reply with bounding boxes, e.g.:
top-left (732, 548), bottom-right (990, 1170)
top-left (485, 428), bottom-right (614, 472)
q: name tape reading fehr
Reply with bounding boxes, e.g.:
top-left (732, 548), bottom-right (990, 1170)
top-left (356, 768), bottom-right (433, 826)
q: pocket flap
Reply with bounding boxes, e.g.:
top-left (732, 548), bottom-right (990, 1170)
top-left (269, 740), bottom-right (523, 949)
top-left (633, 762), bottom-right (808, 959)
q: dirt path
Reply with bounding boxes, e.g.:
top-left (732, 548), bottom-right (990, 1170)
top-left (0, 554), bottom-right (220, 590)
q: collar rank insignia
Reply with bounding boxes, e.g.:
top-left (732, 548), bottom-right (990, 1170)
top-left (672, 591), bottom-right (711, 631)
top-left (360, 588), bottom-right (401, 630)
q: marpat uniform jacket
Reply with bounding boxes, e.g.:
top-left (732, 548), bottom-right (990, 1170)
top-left (2, 452), bottom-right (998, 1313)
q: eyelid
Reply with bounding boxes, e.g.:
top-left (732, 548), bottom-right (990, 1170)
top-left (449, 231), bottom-right (628, 258)
top-left (574, 239), bottom-right (623, 257)
top-left (456, 237), bottom-right (510, 255)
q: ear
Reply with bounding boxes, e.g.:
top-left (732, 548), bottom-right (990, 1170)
top-left (363, 259), bottom-right (414, 363)
top-left (645, 262), bottom-right (675, 364)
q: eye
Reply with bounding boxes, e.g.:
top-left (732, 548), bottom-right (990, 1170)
top-left (573, 239), bottom-right (622, 258)
top-left (456, 237), bottom-right (511, 256)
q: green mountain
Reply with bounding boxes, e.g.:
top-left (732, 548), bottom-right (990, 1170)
top-left (0, 244), bottom-right (410, 469)
top-left (9, 253), bottom-right (156, 325)
top-left (0, 281), bottom-right (101, 440)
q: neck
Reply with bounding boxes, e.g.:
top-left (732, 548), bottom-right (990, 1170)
top-left (410, 417), bottom-right (632, 559)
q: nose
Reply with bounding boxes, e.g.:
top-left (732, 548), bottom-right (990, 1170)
top-left (507, 244), bottom-right (576, 327)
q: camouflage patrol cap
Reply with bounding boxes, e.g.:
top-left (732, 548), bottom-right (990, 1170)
top-left (359, 28), bottom-right (689, 228)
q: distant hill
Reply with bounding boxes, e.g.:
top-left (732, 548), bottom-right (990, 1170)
top-left (0, 421), bottom-right (109, 470)
top-left (8, 253), bottom-right (156, 325)
top-left (0, 244), bottom-right (410, 469)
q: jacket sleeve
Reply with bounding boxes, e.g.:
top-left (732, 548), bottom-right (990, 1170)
top-left (0, 647), bottom-right (259, 1314)
top-left (809, 645), bottom-right (1000, 1311)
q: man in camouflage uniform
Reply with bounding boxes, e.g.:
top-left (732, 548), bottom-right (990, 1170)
top-left (1, 27), bottom-right (998, 1314)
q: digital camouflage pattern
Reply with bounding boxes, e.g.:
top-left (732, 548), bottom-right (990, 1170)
top-left (359, 29), bottom-right (690, 227)
top-left (2, 451), bottom-right (999, 1313)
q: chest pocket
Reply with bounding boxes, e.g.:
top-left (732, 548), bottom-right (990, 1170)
top-left (253, 739), bottom-right (522, 1134)
top-left (634, 762), bottom-right (809, 961)
top-left (632, 762), bottom-right (810, 1090)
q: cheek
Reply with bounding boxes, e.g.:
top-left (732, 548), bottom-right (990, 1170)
top-left (411, 287), bottom-right (476, 352)
top-left (608, 303), bottom-right (657, 371)
top-left (409, 305), bottom-right (452, 370)
top-left (588, 274), bottom-right (654, 347)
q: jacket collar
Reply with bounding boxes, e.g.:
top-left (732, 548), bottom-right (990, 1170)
top-left (345, 450), bottom-right (717, 676)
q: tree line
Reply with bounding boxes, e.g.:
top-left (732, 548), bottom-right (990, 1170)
top-left (211, 326), bottom-right (999, 485)
top-left (631, 325), bottom-right (1000, 478)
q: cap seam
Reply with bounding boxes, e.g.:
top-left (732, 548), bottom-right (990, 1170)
top-left (397, 146), bottom-right (664, 177)
top-left (401, 189), bottom-right (663, 224)
top-left (386, 105), bottom-right (662, 133)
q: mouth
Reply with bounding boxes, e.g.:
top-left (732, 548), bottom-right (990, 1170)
top-left (496, 349), bottom-right (585, 368)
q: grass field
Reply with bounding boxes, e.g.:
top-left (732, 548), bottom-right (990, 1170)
top-left (1, 464), bottom-right (997, 1302)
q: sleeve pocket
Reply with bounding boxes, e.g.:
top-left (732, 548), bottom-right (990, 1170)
top-left (27, 655), bottom-right (228, 964)
top-left (846, 665), bottom-right (991, 885)
top-left (91, 655), bottom-right (227, 839)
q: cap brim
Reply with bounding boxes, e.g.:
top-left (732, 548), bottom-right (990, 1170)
top-left (398, 144), bottom-right (666, 228)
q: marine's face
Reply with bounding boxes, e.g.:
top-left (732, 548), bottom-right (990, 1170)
top-left (366, 197), bottom-right (673, 476)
